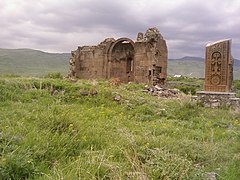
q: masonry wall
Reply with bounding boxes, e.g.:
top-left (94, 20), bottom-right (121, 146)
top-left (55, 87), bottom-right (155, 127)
top-left (75, 46), bottom-right (107, 79)
top-left (134, 39), bottom-right (168, 85)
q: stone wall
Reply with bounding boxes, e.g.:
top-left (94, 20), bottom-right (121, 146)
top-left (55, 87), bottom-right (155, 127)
top-left (194, 91), bottom-right (240, 109)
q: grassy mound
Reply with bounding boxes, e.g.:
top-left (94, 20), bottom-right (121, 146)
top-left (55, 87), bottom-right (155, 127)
top-left (0, 76), bottom-right (239, 179)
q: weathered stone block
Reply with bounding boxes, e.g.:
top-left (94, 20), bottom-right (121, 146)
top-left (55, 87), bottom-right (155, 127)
top-left (195, 91), bottom-right (240, 109)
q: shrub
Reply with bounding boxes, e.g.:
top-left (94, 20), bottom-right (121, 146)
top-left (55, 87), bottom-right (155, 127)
top-left (0, 153), bottom-right (38, 180)
top-left (142, 148), bottom-right (193, 179)
top-left (233, 80), bottom-right (240, 97)
top-left (177, 86), bottom-right (196, 95)
top-left (44, 72), bottom-right (63, 79)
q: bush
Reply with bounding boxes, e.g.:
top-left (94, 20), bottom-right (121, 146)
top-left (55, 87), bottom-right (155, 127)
top-left (0, 153), bottom-right (38, 180)
top-left (233, 80), bottom-right (240, 97)
top-left (142, 148), bottom-right (193, 179)
top-left (177, 86), bottom-right (196, 95)
top-left (44, 72), bottom-right (63, 79)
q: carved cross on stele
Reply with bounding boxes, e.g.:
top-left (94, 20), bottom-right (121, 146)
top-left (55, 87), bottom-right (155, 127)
top-left (211, 52), bottom-right (221, 75)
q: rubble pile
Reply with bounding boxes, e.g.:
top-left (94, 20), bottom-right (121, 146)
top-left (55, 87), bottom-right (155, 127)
top-left (143, 85), bottom-right (182, 98)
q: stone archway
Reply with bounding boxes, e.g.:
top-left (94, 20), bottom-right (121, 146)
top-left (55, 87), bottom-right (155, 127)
top-left (108, 38), bottom-right (135, 82)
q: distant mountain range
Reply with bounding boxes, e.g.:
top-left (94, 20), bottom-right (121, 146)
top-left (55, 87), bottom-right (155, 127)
top-left (0, 48), bottom-right (239, 79)
top-left (169, 56), bottom-right (240, 79)
top-left (0, 48), bottom-right (69, 76)
top-left (170, 56), bottom-right (205, 62)
top-left (170, 56), bottom-right (240, 66)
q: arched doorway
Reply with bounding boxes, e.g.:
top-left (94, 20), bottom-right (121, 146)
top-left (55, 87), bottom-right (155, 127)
top-left (108, 38), bottom-right (135, 82)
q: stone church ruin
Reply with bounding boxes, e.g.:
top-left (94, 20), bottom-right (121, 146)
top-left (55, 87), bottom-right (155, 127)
top-left (68, 28), bottom-right (168, 85)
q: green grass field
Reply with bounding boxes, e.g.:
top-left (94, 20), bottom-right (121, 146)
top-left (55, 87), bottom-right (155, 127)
top-left (0, 75), bottom-right (239, 179)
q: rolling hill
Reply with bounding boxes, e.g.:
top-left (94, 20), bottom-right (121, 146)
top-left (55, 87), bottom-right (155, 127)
top-left (0, 48), bottom-right (239, 79)
top-left (0, 48), bottom-right (70, 76)
top-left (169, 56), bottom-right (240, 79)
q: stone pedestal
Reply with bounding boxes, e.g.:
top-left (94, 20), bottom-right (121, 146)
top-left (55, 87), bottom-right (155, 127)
top-left (193, 91), bottom-right (240, 108)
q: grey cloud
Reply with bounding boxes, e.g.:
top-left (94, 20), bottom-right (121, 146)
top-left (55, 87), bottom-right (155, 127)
top-left (25, 0), bottom-right (142, 33)
top-left (0, 0), bottom-right (240, 58)
top-left (157, 1), bottom-right (240, 58)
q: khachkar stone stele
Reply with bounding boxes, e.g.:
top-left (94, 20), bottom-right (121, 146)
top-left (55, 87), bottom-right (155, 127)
top-left (194, 39), bottom-right (239, 109)
top-left (204, 39), bottom-right (233, 92)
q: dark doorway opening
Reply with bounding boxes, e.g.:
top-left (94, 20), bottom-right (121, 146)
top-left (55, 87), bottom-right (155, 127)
top-left (109, 40), bottom-right (134, 82)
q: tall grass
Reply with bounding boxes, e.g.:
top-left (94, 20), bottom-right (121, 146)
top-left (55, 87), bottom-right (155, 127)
top-left (0, 76), bottom-right (239, 179)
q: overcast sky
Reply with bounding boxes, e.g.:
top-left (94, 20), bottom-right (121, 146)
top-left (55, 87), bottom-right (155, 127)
top-left (1, 0), bottom-right (240, 58)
